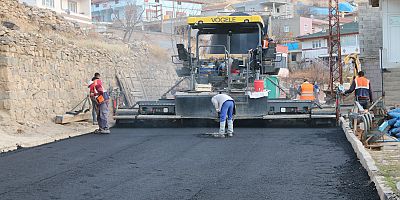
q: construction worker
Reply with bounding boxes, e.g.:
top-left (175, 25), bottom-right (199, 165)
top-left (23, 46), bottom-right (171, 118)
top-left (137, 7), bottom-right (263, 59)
top-left (344, 71), bottom-right (373, 109)
top-left (90, 73), bottom-right (110, 134)
top-left (314, 81), bottom-right (320, 104)
top-left (297, 79), bottom-right (315, 101)
top-left (211, 93), bottom-right (235, 138)
top-left (263, 36), bottom-right (269, 48)
top-left (88, 78), bottom-right (98, 125)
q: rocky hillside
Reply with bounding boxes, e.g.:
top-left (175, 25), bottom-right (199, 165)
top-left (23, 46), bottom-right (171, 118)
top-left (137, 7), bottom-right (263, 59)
top-left (0, 0), bottom-right (178, 127)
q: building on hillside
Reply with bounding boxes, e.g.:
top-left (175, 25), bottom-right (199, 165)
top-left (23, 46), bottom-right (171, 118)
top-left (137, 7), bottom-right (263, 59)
top-left (20, 0), bottom-right (92, 24)
top-left (201, 3), bottom-right (235, 16)
top-left (91, 0), bottom-right (203, 23)
top-left (271, 16), bottom-right (330, 69)
top-left (231, 0), bottom-right (294, 19)
top-left (358, 0), bottom-right (400, 104)
top-left (283, 42), bottom-right (302, 70)
top-left (271, 16), bottom-right (331, 42)
top-left (296, 22), bottom-right (359, 60)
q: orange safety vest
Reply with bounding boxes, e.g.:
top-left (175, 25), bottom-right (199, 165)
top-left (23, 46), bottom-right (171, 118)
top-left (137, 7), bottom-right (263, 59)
top-left (355, 77), bottom-right (370, 90)
top-left (263, 39), bottom-right (269, 48)
top-left (300, 82), bottom-right (315, 101)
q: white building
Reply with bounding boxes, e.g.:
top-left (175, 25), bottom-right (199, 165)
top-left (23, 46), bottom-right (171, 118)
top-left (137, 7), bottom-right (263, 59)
top-left (359, 0), bottom-right (400, 105)
top-left (380, 0), bottom-right (400, 68)
top-left (297, 22), bottom-right (359, 60)
top-left (20, 0), bottom-right (92, 25)
top-left (232, 0), bottom-right (294, 19)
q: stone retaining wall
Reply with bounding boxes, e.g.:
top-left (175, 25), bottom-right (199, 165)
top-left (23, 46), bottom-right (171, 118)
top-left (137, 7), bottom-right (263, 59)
top-left (0, 27), bottom-right (177, 123)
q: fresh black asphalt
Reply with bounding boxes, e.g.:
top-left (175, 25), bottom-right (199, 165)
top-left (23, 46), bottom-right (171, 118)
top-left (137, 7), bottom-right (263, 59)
top-left (0, 127), bottom-right (379, 200)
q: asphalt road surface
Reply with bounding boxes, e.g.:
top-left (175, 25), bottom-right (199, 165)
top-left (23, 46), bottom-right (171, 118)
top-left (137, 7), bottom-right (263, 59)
top-left (0, 128), bottom-right (379, 200)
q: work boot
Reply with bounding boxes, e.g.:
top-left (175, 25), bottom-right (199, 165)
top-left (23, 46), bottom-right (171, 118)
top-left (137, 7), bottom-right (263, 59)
top-left (100, 128), bottom-right (110, 134)
top-left (93, 129), bottom-right (101, 134)
top-left (227, 120), bottom-right (234, 137)
top-left (216, 121), bottom-right (226, 138)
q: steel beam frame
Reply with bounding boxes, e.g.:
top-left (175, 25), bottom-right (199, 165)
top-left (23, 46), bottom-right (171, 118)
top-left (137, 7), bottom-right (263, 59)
top-left (328, 0), bottom-right (343, 94)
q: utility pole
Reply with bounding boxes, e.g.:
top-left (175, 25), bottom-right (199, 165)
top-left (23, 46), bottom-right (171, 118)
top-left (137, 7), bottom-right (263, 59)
top-left (328, 0), bottom-right (343, 94)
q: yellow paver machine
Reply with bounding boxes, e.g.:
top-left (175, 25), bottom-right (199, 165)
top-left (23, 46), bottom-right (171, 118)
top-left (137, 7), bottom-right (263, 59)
top-left (114, 13), bottom-right (336, 127)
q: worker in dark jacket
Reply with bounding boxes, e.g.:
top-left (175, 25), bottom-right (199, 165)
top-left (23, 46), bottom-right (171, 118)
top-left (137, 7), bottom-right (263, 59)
top-left (344, 71), bottom-right (373, 109)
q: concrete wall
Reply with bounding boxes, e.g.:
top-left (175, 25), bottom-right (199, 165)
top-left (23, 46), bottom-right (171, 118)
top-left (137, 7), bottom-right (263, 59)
top-left (358, 2), bottom-right (383, 98)
top-left (299, 17), bottom-right (313, 36)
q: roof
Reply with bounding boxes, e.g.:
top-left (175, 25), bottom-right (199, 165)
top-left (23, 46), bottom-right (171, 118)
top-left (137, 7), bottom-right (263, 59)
top-left (309, 2), bottom-right (357, 15)
top-left (339, 2), bottom-right (356, 13)
top-left (297, 22), bottom-right (358, 40)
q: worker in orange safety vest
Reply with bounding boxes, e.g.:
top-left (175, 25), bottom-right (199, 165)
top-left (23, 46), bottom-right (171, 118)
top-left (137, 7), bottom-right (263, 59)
top-left (262, 34), bottom-right (273, 48)
top-left (297, 79), bottom-right (315, 101)
top-left (344, 71), bottom-right (373, 109)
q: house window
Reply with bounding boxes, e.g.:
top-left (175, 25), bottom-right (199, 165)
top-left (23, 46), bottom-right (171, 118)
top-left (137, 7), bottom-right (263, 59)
top-left (155, 0), bottom-right (159, 2)
top-left (284, 25), bottom-right (289, 33)
top-left (312, 40), bottom-right (322, 49)
top-left (291, 53), bottom-right (297, 62)
top-left (115, 0), bottom-right (119, 4)
top-left (68, 1), bottom-right (77, 13)
top-left (95, 3), bottom-right (99, 7)
top-left (42, 0), bottom-right (54, 8)
top-left (304, 24), bottom-right (309, 32)
top-left (276, 8), bottom-right (280, 13)
top-left (177, 1), bottom-right (181, 5)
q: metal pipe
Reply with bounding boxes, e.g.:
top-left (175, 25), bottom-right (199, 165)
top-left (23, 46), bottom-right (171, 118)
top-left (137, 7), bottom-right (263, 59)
top-left (187, 25), bottom-right (194, 91)
top-left (227, 34), bottom-right (231, 92)
top-left (247, 50), bottom-right (251, 91)
top-left (379, 47), bottom-right (385, 97)
top-left (257, 23), bottom-right (263, 76)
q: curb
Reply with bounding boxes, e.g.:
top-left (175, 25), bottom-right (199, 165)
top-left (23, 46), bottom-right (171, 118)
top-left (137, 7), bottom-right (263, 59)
top-left (340, 117), bottom-right (399, 200)
top-left (0, 128), bottom-right (93, 154)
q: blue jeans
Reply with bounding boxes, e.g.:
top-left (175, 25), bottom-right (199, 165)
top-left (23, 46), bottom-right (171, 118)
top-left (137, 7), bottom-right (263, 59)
top-left (220, 100), bottom-right (234, 122)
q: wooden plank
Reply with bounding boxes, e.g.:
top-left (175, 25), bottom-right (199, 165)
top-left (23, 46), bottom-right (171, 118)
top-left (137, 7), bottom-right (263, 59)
top-left (55, 112), bottom-right (91, 124)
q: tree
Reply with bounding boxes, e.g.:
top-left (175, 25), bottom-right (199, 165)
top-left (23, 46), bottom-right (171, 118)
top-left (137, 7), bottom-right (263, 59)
top-left (113, 2), bottom-right (145, 43)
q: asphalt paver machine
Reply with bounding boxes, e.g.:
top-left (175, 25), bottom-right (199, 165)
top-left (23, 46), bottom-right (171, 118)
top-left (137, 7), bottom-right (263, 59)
top-left (114, 13), bottom-right (336, 127)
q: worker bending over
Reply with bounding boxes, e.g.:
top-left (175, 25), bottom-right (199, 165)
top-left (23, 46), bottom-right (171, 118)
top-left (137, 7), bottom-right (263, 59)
top-left (344, 71), bottom-right (373, 109)
top-left (211, 94), bottom-right (235, 138)
top-left (297, 79), bottom-right (315, 101)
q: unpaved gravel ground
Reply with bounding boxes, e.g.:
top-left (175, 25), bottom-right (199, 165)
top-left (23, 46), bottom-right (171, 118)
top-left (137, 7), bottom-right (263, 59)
top-left (0, 127), bottom-right (379, 200)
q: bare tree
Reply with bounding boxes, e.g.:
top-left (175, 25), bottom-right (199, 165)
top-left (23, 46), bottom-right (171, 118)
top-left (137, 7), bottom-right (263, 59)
top-left (113, 2), bottom-right (145, 42)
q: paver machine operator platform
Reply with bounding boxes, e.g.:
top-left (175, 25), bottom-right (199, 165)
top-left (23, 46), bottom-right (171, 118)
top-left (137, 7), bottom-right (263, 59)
top-left (114, 13), bottom-right (335, 127)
